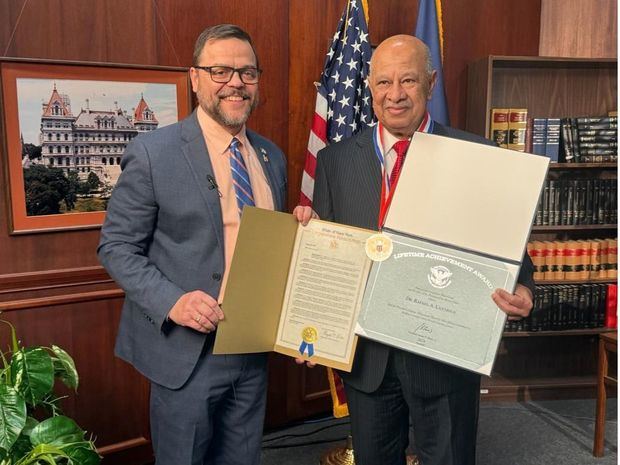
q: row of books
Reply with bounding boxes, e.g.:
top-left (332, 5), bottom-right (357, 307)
top-left (490, 108), bottom-right (529, 152)
top-left (527, 238), bottom-right (618, 281)
top-left (490, 109), bottom-right (618, 162)
top-left (533, 178), bottom-right (617, 226)
top-left (504, 283), bottom-right (617, 332)
top-left (560, 116), bottom-right (617, 163)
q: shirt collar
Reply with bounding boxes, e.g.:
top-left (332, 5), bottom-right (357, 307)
top-left (196, 106), bottom-right (248, 156)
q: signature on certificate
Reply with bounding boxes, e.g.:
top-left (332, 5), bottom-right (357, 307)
top-left (412, 322), bottom-right (433, 336)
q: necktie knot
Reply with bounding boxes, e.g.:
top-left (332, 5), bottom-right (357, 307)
top-left (393, 140), bottom-right (409, 159)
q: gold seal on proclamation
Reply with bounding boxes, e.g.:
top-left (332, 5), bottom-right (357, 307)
top-left (365, 233), bottom-right (393, 262)
top-left (301, 326), bottom-right (318, 344)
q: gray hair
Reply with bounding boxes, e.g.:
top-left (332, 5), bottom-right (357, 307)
top-left (422, 42), bottom-right (433, 79)
top-left (192, 24), bottom-right (259, 68)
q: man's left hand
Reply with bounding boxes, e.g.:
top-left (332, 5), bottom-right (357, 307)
top-left (492, 284), bottom-right (534, 320)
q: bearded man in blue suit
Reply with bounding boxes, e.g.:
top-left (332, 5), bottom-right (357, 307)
top-left (99, 24), bottom-right (286, 465)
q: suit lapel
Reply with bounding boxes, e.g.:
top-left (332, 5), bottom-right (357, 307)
top-left (247, 130), bottom-right (284, 211)
top-left (354, 129), bottom-right (382, 225)
top-left (179, 111), bottom-right (225, 252)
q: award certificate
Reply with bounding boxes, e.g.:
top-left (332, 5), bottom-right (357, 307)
top-left (357, 232), bottom-right (519, 375)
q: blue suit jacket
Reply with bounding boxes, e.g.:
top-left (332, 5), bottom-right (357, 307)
top-left (98, 110), bottom-right (287, 389)
top-left (313, 123), bottom-right (535, 395)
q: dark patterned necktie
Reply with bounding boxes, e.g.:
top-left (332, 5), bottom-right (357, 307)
top-left (229, 138), bottom-right (255, 215)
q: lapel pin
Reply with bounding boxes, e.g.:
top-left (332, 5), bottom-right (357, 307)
top-left (260, 147), bottom-right (269, 162)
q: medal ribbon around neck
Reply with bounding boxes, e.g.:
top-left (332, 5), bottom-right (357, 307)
top-left (373, 114), bottom-right (434, 228)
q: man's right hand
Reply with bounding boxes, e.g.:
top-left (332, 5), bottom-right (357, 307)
top-left (292, 205), bottom-right (319, 226)
top-left (168, 290), bottom-right (224, 333)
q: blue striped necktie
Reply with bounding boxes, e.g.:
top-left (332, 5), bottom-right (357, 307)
top-left (229, 137), bottom-right (255, 215)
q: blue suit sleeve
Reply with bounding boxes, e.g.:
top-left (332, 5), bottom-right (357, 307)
top-left (97, 138), bottom-right (184, 328)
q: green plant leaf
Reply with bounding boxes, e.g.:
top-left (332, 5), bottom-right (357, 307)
top-left (30, 416), bottom-right (84, 447)
top-left (14, 443), bottom-right (67, 465)
top-left (62, 443), bottom-right (101, 465)
top-left (0, 384), bottom-right (27, 452)
top-left (9, 433), bottom-right (33, 464)
top-left (51, 345), bottom-right (79, 390)
top-left (0, 320), bottom-right (20, 355)
top-left (10, 348), bottom-right (54, 407)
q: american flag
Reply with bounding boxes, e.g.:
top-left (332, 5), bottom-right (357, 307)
top-left (299, 0), bottom-right (375, 206)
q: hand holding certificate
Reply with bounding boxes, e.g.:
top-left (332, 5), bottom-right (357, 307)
top-left (214, 207), bottom-right (373, 371)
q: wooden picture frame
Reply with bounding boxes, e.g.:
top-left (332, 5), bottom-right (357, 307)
top-left (0, 59), bottom-right (191, 234)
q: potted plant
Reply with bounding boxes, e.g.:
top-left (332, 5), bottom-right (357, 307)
top-left (0, 320), bottom-right (100, 465)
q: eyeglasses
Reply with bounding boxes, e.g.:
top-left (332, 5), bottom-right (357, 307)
top-left (194, 66), bottom-right (262, 84)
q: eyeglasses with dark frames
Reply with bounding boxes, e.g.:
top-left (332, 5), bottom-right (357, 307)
top-left (194, 66), bottom-right (262, 84)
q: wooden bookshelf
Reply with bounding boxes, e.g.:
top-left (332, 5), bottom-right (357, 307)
top-left (549, 162), bottom-right (617, 170)
top-left (531, 224), bottom-right (617, 232)
top-left (466, 56), bottom-right (617, 138)
top-left (503, 328), bottom-right (613, 338)
top-left (467, 55), bottom-right (617, 401)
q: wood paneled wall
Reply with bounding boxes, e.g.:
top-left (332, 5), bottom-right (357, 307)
top-left (2, 0), bottom-right (605, 463)
top-left (539, 0), bottom-right (617, 58)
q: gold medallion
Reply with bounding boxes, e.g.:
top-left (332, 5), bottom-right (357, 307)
top-left (301, 326), bottom-right (318, 344)
top-left (365, 233), bottom-right (393, 261)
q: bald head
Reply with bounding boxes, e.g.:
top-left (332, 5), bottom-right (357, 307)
top-left (368, 35), bottom-right (437, 138)
top-left (371, 35), bottom-right (433, 80)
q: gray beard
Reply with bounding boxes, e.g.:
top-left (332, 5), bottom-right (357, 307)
top-left (201, 91), bottom-right (259, 130)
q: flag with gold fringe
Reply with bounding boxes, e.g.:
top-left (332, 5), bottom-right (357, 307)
top-left (414, 0), bottom-right (450, 125)
top-left (299, 0), bottom-right (374, 418)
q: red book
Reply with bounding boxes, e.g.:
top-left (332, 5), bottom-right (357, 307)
top-left (605, 284), bottom-right (618, 328)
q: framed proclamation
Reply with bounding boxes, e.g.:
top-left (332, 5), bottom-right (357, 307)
top-left (214, 207), bottom-right (374, 372)
top-left (356, 132), bottom-right (550, 375)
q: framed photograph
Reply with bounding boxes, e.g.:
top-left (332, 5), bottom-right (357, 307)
top-left (0, 59), bottom-right (191, 234)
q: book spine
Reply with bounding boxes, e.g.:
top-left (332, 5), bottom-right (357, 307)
top-left (542, 180), bottom-right (550, 225)
top-left (554, 240), bottom-right (565, 280)
top-left (532, 118), bottom-right (548, 156)
top-left (590, 239), bottom-right (602, 279)
top-left (543, 241), bottom-right (555, 280)
top-left (508, 108), bottom-right (527, 152)
top-left (578, 240), bottom-right (591, 280)
top-left (545, 118), bottom-right (561, 162)
top-left (578, 129), bottom-right (617, 137)
top-left (607, 238), bottom-right (618, 279)
top-left (564, 240), bottom-right (580, 280)
top-left (561, 118), bottom-right (574, 162)
top-left (490, 108), bottom-right (509, 148)
top-left (566, 180), bottom-right (575, 225)
top-left (599, 285), bottom-right (608, 327)
top-left (525, 116), bottom-right (534, 153)
top-left (605, 284), bottom-right (618, 328)
top-left (590, 284), bottom-right (600, 328)
top-left (530, 241), bottom-right (546, 281)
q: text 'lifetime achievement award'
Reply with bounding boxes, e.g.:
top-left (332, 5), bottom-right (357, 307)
top-left (356, 132), bottom-right (549, 375)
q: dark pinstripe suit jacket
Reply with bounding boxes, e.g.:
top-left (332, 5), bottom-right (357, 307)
top-left (313, 123), bottom-right (536, 396)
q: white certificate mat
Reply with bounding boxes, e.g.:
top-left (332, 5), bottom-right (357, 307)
top-left (358, 133), bottom-right (548, 376)
top-left (387, 132), bottom-right (550, 262)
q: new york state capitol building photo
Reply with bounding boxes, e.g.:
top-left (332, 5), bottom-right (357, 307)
top-left (34, 84), bottom-right (159, 185)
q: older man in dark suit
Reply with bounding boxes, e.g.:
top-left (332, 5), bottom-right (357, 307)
top-left (98, 24), bottom-right (286, 465)
top-left (294, 35), bottom-right (535, 465)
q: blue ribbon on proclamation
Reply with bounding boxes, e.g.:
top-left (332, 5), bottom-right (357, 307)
top-left (414, 0), bottom-right (450, 125)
